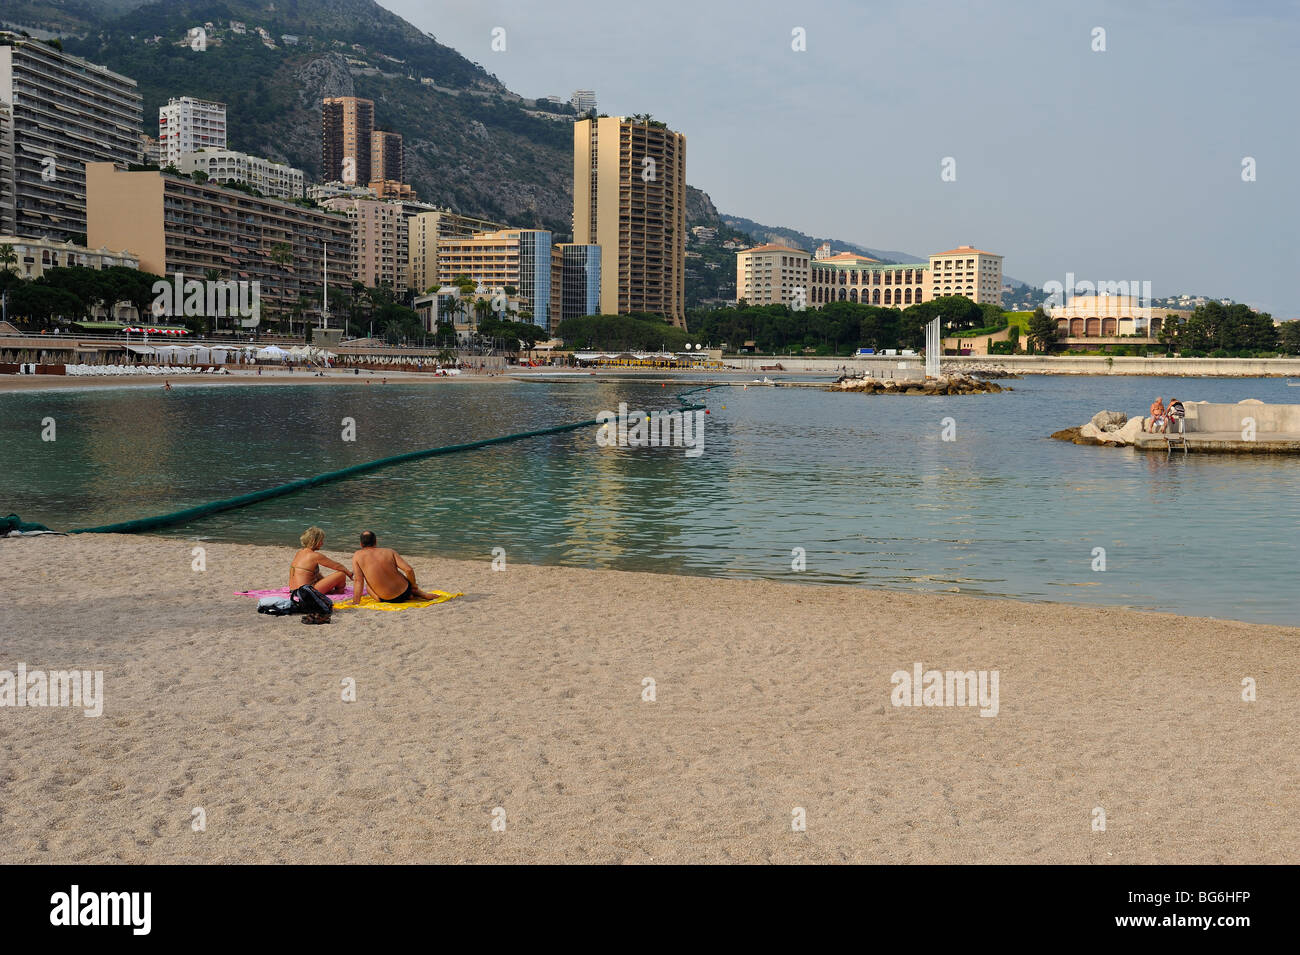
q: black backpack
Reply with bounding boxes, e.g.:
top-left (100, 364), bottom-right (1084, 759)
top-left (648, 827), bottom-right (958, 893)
top-left (290, 585), bottom-right (334, 616)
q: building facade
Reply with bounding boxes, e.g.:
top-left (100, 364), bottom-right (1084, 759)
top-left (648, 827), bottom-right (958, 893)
top-left (370, 129), bottom-right (403, 184)
top-left (1050, 295), bottom-right (1189, 340)
top-left (571, 89), bottom-right (597, 114)
top-left (178, 149), bottom-right (305, 200)
top-left (0, 33), bottom-right (143, 243)
top-left (811, 253), bottom-right (929, 308)
top-left (436, 228), bottom-right (554, 330)
top-left (0, 233), bottom-right (138, 278)
top-left (927, 246), bottom-right (1003, 305)
top-left (573, 116), bottom-right (687, 327)
top-left (321, 197), bottom-right (409, 293)
top-left (321, 96), bottom-right (374, 186)
top-left (407, 209), bottom-right (508, 295)
top-left (85, 162), bottom-right (353, 323)
top-left (557, 243), bottom-right (602, 324)
top-left (736, 244), bottom-right (811, 307)
top-left (158, 97), bottom-right (226, 168)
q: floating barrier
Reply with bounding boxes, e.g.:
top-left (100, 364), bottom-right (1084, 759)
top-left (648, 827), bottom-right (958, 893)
top-left (42, 386), bottom-right (712, 536)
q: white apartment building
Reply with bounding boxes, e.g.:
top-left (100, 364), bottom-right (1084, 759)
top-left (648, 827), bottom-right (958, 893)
top-left (158, 96), bottom-right (226, 167)
top-left (178, 148), bottom-right (305, 199)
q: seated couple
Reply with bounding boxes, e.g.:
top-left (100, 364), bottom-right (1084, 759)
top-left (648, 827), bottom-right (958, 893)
top-left (290, 527), bottom-right (439, 603)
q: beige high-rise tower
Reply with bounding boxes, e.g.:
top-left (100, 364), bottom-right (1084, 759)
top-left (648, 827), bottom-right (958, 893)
top-left (572, 116), bottom-right (686, 328)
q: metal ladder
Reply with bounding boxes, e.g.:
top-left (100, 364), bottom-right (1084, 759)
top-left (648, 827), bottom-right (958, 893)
top-left (1165, 417), bottom-right (1187, 457)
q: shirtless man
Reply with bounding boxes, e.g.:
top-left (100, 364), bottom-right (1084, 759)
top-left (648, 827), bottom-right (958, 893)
top-left (289, 526), bottom-right (352, 594)
top-left (351, 530), bottom-right (435, 602)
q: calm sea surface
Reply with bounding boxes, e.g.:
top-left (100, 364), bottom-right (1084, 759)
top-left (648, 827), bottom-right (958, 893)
top-left (3, 374), bottom-right (1297, 624)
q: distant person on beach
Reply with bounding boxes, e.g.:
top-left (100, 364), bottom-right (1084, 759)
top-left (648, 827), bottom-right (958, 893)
top-left (163, 380), bottom-right (171, 391)
top-left (289, 527), bottom-right (352, 594)
top-left (350, 530), bottom-right (436, 603)
top-left (1148, 397), bottom-right (1167, 433)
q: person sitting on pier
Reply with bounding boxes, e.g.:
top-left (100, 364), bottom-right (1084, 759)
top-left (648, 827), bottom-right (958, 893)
top-left (289, 526), bottom-right (352, 595)
top-left (1167, 398), bottom-right (1186, 434)
top-left (1148, 397), bottom-right (1168, 433)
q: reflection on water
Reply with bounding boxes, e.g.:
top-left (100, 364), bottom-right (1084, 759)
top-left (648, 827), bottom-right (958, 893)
top-left (2, 375), bottom-right (1297, 624)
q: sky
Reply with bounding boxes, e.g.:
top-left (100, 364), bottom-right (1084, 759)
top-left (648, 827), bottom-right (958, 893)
top-left (382, 0), bottom-right (1300, 316)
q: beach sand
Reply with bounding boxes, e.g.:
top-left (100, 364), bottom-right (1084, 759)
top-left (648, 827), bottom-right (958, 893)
top-left (0, 533), bottom-right (1295, 864)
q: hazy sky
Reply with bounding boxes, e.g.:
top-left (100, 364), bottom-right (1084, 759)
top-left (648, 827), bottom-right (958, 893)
top-left (382, 0), bottom-right (1300, 315)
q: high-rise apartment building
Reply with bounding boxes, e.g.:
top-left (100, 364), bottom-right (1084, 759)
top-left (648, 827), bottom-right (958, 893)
top-left (736, 244), bottom-right (811, 307)
top-left (85, 163), bottom-right (352, 321)
top-left (370, 129), bottom-right (403, 184)
top-left (570, 89), bottom-right (597, 114)
top-left (158, 97), bottom-right (226, 167)
top-left (407, 209), bottom-right (508, 295)
top-left (178, 149), bottom-right (305, 200)
top-left (321, 197), bottom-right (409, 293)
top-left (0, 32), bottom-right (142, 242)
top-left (573, 116), bottom-right (687, 327)
top-left (321, 96), bottom-right (374, 186)
top-left (436, 228), bottom-right (554, 330)
top-left (0, 104), bottom-right (14, 235)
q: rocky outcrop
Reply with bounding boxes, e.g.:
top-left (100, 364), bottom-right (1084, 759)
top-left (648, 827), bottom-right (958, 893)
top-left (1053, 414), bottom-right (1145, 446)
top-left (831, 374), bottom-right (1006, 395)
top-left (1089, 410), bottom-right (1128, 431)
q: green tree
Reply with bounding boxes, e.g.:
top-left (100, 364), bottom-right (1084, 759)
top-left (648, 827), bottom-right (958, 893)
top-left (1027, 306), bottom-right (1056, 353)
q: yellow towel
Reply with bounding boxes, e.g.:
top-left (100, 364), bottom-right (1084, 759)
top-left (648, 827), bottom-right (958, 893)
top-left (335, 591), bottom-right (462, 612)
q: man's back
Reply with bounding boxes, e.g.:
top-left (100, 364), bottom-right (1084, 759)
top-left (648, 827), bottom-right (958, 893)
top-left (352, 546), bottom-right (407, 599)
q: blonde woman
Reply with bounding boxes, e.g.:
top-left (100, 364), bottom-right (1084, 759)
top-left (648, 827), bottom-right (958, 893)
top-left (289, 527), bottom-right (352, 595)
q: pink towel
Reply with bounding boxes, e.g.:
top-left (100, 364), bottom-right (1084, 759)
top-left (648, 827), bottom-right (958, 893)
top-left (236, 586), bottom-right (354, 603)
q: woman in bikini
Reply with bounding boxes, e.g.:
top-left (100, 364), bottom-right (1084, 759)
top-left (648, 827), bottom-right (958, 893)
top-left (289, 527), bottom-right (352, 594)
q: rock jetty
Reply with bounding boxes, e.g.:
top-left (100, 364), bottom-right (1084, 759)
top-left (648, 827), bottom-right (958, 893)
top-left (831, 373), bottom-right (1006, 395)
top-left (1050, 410), bottom-right (1144, 446)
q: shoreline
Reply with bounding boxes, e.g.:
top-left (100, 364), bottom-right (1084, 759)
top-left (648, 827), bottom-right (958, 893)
top-left (0, 369), bottom-right (522, 393)
top-left (2, 533), bottom-right (1295, 863)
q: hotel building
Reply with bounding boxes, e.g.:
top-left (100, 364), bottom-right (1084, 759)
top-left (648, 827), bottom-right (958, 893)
top-left (158, 97), bottom-right (226, 168)
top-left (85, 162), bottom-right (352, 321)
top-left (737, 244), bottom-right (811, 307)
top-left (0, 33), bottom-right (143, 242)
top-left (320, 197), bottom-right (409, 294)
top-left (436, 228), bottom-right (554, 330)
top-left (810, 253), bottom-right (928, 307)
top-left (927, 246), bottom-right (1003, 305)
top-left (178, 149), bottom-right (305, 200)
top-left (573, 116), bottom-right (687, 327)
top-left (322, 96), bottom-right (374, 185)
top-left (407, 209), bottom-right (508, 295)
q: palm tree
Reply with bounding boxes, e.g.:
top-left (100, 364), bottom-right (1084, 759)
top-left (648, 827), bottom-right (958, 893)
top-left (268, 243), bottom-right (292, 334)
top-left (0, 243), bottom-right (17, 274)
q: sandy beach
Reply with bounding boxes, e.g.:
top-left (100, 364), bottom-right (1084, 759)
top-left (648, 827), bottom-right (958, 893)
top-left (0, 533), bottom-right (1295, 864)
